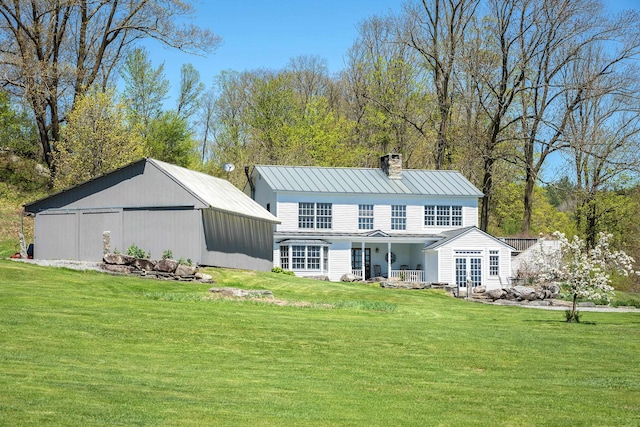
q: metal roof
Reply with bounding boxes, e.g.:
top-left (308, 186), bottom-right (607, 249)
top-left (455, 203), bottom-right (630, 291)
top-left (151, 159), bottom-right (279, 223)
top-left (423, 226), bottom-right (515, 251)
top-left (253, 165), bottom-right (483, 197)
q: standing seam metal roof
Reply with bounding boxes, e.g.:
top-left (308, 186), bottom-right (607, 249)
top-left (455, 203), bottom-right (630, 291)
top-left (150, 159), bottom-right (279, 223)
top-left (254, 165), bottom-right (483, 196)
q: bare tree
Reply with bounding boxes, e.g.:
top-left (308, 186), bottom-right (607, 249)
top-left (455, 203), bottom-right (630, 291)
top-left (0, 0), bottom-right (220, 172)
top-left (563, 45), bottom-right (640, 246)
top-left (462, 0), bottom-right (525, 231)
top-left (403, 0), bottom-right (480, 169)
top-left (514, 0), bottom-right (640, 233)
top-left (345, 13), bottom-right (428, 167)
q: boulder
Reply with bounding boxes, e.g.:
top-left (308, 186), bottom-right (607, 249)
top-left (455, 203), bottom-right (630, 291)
top-left (340, 273), bottom-right (360, 282)
top-left (473, 285), bottom-right (487, 294)
top-left (175, 264), bottom-right (198, 276)
top-left (195, 272), bottom-right (214, 283)
top-left (542, 283), bottom-right (561, 297)
top-left (132, 258), bottom-right (156, 271)
top-left (155, 258), bottom-right (178, 273)
top-left (486, 288), bottom-right (506, 300)
top-left (103, 253), bottom-right (135, 265)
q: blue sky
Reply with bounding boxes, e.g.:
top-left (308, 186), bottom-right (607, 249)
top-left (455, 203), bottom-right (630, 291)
top-left (146, 0), bottom-right (634, 104)
top-left (144, 1), bottom-right (403, 100)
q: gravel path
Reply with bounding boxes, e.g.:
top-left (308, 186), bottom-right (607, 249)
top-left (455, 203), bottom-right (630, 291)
top-left (10, 258), bottom-right (103, 271)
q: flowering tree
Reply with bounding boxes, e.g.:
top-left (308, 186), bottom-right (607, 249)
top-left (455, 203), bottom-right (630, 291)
top-left (534, 231), bottom-right (636, 322)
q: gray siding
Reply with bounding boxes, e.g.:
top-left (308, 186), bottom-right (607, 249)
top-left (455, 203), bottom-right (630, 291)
top-left (34, 212), bottom-right (78, 260)
top-left (79, 210), bottom-right (123, 260)
top-left (27, 161), bottom-right (205, 212)
top-left (122, 208), bottom-right (201, 263)
top-left (200, 209), bottom-right (274, 271)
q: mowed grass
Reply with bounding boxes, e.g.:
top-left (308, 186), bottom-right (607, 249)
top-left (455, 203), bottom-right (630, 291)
top-left (0, 258), bottom-right (639, 426)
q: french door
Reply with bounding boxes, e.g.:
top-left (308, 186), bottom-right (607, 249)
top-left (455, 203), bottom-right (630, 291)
top-left (455, 252), bottom-right (482, 288)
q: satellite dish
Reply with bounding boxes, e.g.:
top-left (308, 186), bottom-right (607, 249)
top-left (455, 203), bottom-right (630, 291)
top-left (222, 163), bottom-right (235, 173)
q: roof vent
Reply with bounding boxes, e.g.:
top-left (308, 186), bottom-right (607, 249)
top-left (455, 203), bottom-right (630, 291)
top-left (380, 153), bottom-right (402, 179)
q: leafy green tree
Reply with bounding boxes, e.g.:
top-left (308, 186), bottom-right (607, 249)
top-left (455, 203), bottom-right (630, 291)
top-left (0, 91), bottom-right (38, 158)
top-left (0, 0), bottom-right (219, 171)
top-left (121, 48), bottom-right (170, 135)
top-left (177, 63), bottom-right (204, 121)
top-left (54, 88), bottom-right (143, 190)
top-left (146, 111), bottom-right (195, 167)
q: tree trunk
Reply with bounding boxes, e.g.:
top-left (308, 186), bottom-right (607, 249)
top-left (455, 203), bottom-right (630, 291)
top-left (569, 293), bottom-right (579, 323)
top-left (480, 156), bottom-right (495, 232)
top-left (522, 167), bottom-right (536, 234)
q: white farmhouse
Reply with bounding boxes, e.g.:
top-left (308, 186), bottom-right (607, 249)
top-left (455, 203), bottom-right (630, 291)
top-left (245, 154), bottom-right (513, 290)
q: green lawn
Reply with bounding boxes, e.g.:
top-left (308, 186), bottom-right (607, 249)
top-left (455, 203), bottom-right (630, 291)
top-left (0, 258), bottom-right (639, 426)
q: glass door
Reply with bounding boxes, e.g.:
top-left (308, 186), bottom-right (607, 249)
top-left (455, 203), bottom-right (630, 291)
top-left (351, 248), bottom-right (372, 279)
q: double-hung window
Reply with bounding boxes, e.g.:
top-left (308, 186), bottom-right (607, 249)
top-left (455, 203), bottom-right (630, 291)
top-left (358, 204), bottom-right (374, 230)
top-left (391, 205), bottom-right (406, 230)
top-left (298, 202), bottom-right (332, 229)
top-left (436, 206), bottom-right (450, 226)
top-left (489, 250), bottom-right (499, 276)
top-left (424, 205), bottom-right (463, 227)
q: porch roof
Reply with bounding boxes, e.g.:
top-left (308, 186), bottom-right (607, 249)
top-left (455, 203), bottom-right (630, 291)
top-left (275, 230), bottom-right (442, 243)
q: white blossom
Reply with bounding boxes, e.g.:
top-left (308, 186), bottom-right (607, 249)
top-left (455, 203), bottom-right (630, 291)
top-left (532, 232), bottom-right (636, 305)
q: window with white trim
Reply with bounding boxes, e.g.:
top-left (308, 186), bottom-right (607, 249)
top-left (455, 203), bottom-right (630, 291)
top-left (424, 205), bottom-right (463, 227)
top-left (298, 203), bottom-right (315, 228)
top-left (298, 202), bottom-right (332, 229)
top-left (489, 250), bottom-right (499, 276)
top-left (280, 245), bottom-right (289, 269)
top-left (280, 244), bottom-right (327, 271)
top-left (358, 204), bottom-right (374, 230)
top-left (316, 203), bottom-right (332, 229)
top-left (424, 205), bottom-right (435, 226)
top-left (452, 206), bottom-right (462, 226)
top-left (391, 205), bottom-right (406, 230)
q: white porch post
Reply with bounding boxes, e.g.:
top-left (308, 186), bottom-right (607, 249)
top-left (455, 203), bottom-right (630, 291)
top-left (361, 241), bottom-right (365, 279)
top-left (387, 241), bottom-right (391, 277)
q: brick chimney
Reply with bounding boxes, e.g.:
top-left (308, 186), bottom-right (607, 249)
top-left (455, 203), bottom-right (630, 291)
top-left (380, 153), bottom-right (402, 179)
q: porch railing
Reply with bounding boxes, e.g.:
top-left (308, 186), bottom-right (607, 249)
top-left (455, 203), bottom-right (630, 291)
top-left (351, 269), bottom-right (426, 283)
top-left (389, 269), bottom-right (424, 283)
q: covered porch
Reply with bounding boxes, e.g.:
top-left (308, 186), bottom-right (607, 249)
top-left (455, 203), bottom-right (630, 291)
top-left (349, 236), bottom-right (436, 283)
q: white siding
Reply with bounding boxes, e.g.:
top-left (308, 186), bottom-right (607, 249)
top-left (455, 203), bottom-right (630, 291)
top-left (425, 252), bottom-right (439, 283)
top-left (273, 193), bottom-right (478, 234)
top-left (327, 241), bottom-right (352, 281)
top-left (433, 229), bottom-right (511, 290)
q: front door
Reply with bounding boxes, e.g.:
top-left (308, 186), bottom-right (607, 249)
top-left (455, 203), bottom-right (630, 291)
top-left (351, 248), bottom-right (371, 279)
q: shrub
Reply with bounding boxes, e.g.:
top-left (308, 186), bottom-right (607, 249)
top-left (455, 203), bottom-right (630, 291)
top-left (127, 244), bottom-right (149, 259)
top-left (271, 267), bottom-right (295, 276)
top-left (565, 310), bottom-right (581, 323)
top-left (162, 249), bottom-right (173, 260)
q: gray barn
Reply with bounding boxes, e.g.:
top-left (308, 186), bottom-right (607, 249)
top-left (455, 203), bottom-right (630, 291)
top-left (24, 158), bottom-right (280, 271)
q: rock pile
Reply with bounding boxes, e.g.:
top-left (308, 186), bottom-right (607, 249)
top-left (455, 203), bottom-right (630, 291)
top-left (101, 253), bottom-right (214, 283)
top-left (471, 283), bottom-right (560, 304)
